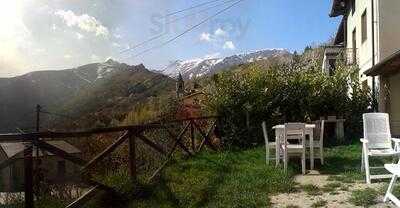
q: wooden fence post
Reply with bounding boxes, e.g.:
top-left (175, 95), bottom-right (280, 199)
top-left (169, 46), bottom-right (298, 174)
top-left (190, 120), bottom-right (195, 152)
top-left (24, 139), bottom-right (34, 208)
top-left (128, 131), bottom-right (137, 184)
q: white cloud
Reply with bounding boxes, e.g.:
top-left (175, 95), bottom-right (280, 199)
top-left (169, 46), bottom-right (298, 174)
top-left (200, 29), bottom-right (229, 46)
top-left (55, 10), bottom-right (109, 37)
top-left (76, 32), bottom-right (84, 39)
top-left (112, 42), bottom-right (121, 47)
top-left (204, 52), bottom-right (221, 59)
top-left (34, 48), bottom-right (46, 54)
top-left (113, 33), bottom-right (122, 39)
top-left (214, 28), bottom-right (227, 37)
top-left (223, 41), bottom-right (235, 50)
top-left (199, 32), bottom-right (212, 42)
top-left (64, 54), bottom-right (72, 59)
top-left (90, 54), bottom-right (100, 62)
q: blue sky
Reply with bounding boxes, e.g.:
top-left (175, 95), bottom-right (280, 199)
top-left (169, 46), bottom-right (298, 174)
top-left (0, 0), bottom-right (341, 77)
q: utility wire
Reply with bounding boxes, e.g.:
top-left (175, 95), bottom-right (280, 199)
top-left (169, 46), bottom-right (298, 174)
top-left (40, 110), bottom-right (82, 129)
top-left (166, 0), bottom-right (237, 24)
top-left (127, 0), bottom-right (245, 59)
top-left (120, 0), bottom-right (235, 55)
top-left (5, 110), bottom-right (36, 132)
top-left (165, 0), bottom-right (224, 17)
top-left (120, 32), bottom-right (167, 54)
top-left (40, 110), bottom-right (77, 121)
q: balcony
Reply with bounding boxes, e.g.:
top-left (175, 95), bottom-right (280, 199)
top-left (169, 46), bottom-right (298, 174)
top-left (322, 46), bottom-right (359, 75)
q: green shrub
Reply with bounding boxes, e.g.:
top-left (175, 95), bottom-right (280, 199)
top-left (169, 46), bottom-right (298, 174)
top-left (206, 50), bottom-right (371, 148)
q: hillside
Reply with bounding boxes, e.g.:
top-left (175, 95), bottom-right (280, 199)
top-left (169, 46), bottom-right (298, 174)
top-left (58, 63), bottom-right (176, 129)
top-left (0, 60), bottom-right (176, 132)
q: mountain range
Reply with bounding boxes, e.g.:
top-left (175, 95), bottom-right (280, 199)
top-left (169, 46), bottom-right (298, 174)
top-left (0, 59), bottom-right (175, 133)
top-left (0, 49), bottom-right (292, 132)
top-left (161, 49), bottom-right (291, 79)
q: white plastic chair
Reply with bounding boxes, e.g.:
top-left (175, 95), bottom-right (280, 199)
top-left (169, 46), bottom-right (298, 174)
top-left (384, 164), bottom-right (400, 206)
top-left (281, 123), bottom-right (306, 174)
top-left (361, 113), bottom-right (400, 184)
top-left (262, 121), bottom-right (278, 166)
top-left (307, 120), bottom-right (325, 165)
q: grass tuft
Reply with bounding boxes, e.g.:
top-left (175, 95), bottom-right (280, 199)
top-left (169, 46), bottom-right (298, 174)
top-left (349, 188), bottom-right (379, 207)
top-left (311, 199), bottom-right (327, 208)
top-left (321, 182), bottom-right (341, 193)
top-left (300, 184), bottom-right (322, 196)
top-left (285, 205), bottom-right (301, 208)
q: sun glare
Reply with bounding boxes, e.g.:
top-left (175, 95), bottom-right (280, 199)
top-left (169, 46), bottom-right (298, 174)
top-left (0, 1), bottom-right (23, 36)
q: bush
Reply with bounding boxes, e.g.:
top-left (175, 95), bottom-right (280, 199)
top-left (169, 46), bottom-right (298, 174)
top-left (205, 51), bottom-right (371, 148)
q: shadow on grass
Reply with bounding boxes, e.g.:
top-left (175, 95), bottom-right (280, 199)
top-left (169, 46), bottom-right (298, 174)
top-left (136, 149), bottom-right (294, 208)
top-left (319, 144), bottom-right (396, 183)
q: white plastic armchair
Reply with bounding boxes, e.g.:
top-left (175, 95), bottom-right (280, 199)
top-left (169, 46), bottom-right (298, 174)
top-left (361, 113), bottom-right (400, 184)
top-left (281, 123), bottom-right (306, 174)
top-left (262, 121), bottom-right (278, 166)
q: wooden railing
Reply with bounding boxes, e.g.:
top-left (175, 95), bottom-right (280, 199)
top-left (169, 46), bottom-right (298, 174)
top-left (0, 116), bottom-right (221, 208)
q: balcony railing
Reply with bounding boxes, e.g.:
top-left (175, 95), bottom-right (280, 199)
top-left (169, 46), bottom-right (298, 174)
top-left (344, 48), bottom-right (359, 66)
top-left (323, 46), bottom-right (359, 68)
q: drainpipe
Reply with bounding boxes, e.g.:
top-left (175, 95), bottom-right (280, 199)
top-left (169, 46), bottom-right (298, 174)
top-left (371, 0), bottom-right (377, 111)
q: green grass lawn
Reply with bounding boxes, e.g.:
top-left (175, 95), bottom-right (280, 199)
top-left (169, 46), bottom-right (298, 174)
top-left (130, 148), bottom-right (295, 208)
top-left (5, 144), bottom-right (395, 208)
top-left (115, 144), bottom-right (388, 208)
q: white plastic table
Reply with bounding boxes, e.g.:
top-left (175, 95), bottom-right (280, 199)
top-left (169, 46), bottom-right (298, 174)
top-left (272, 124), bottom-right (316, 170)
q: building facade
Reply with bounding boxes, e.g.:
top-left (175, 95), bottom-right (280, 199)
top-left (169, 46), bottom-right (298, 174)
top-left (0, 141), bottom-right (82, 192)
top-left (327, 0), bottom-right (400, 135)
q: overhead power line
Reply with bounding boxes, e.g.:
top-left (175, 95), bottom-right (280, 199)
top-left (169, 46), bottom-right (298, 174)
top-left (127, 0), bottom-right (245, 59)
top-left (166, 0), bottom-right (237, 25)
top-left (120, 32), bottom-right (167, 54)
top-left (40, 110), bottom-right (77, 121)
top-left (165, 0), bottom-right (225, 17)
top-left (120, 0), bottom-right (236, 55)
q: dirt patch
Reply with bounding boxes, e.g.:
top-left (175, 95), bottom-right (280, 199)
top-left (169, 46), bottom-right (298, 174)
top-left (270, 171), bottom-right (395, 208)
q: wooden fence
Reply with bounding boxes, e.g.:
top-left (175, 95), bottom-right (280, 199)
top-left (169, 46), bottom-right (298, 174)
top-left (0, 116), bottom-right (221, 208)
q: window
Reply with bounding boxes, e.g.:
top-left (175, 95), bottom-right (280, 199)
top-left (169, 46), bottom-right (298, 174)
top-left (351, 0), bottom-right (356, 15)
top-left (352, 28), bottom-right (357, 63)
top-left (361, 10), bottom-right (367, 43)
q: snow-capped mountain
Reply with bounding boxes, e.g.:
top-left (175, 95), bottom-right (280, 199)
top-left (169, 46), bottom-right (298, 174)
top-left (162, 49), bottom-right (291, 79)
top-left (70, 58), bottom-right (147, 83)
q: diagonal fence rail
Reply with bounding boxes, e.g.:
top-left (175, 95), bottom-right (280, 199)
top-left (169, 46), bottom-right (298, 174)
top-left (0, 116), bottom-right (221, 208)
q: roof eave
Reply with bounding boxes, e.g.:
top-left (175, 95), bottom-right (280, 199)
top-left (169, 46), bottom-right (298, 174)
top-left (365, 49), bottom-right (400, 76)
top-left (329, 0), bottom-right (346, 17)
top-left (333, 18), bottom-right (345, 45)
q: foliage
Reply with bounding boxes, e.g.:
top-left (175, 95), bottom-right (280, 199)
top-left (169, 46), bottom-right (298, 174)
top-left (205, 48), bottom-right (371, 147)
top-left (53, 67), bottom-right (176, 130)
top-left (122, 96), bottom-right (180, 125)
